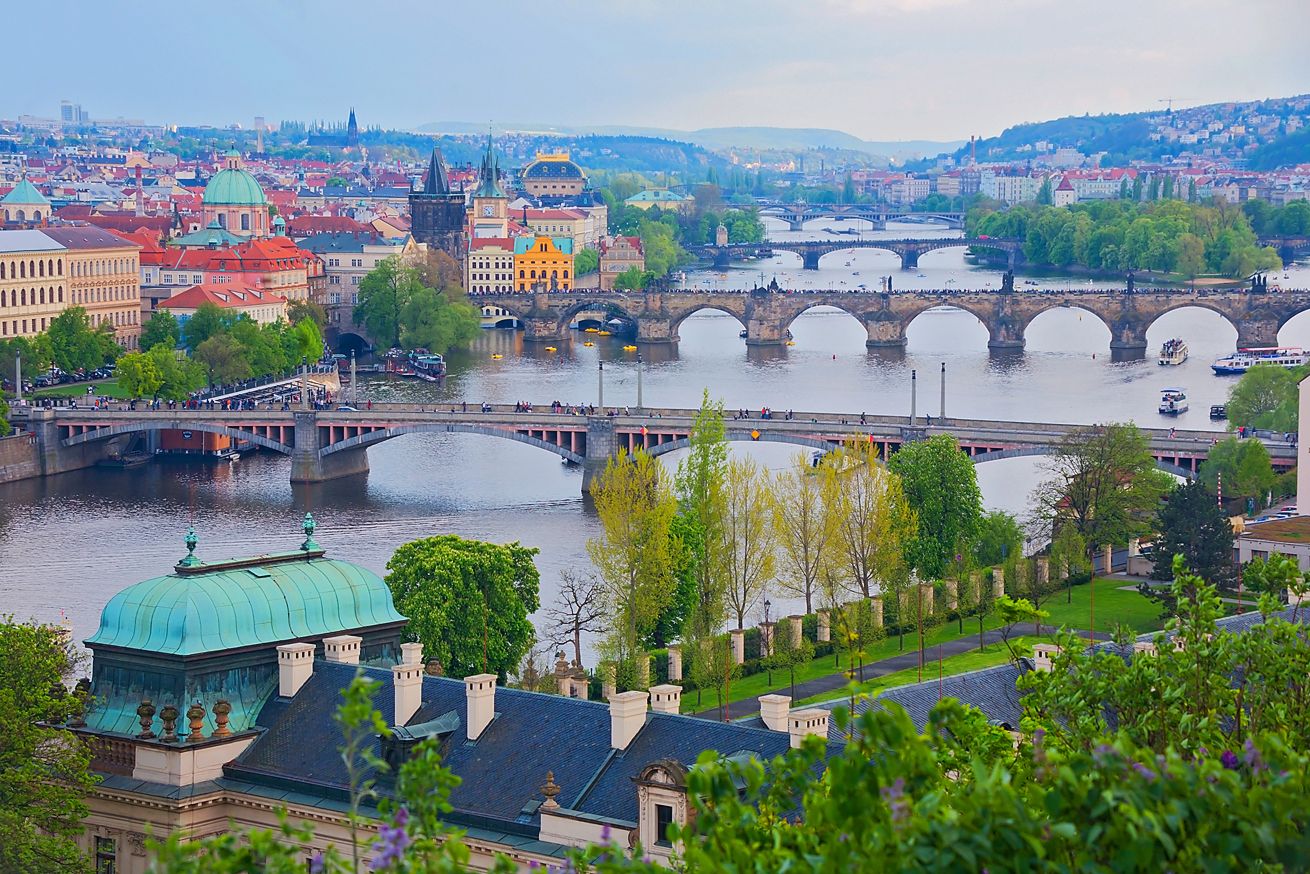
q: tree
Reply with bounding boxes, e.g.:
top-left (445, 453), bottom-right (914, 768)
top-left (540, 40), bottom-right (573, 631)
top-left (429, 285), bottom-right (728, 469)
top-left (651, 513), bottom-right (698, 648)
top-left (180, 301), bottom-right (230, 351)
top-left (612, 266), bottom-right (648, 291)
top-left (1225, 363), bottom-right (1301, 432)
top-left (824, 437), bottom-right (916, 601)
top-left (575, 248), bottom-right (599, 276)
top-left (355, 257), bottom-right (421, 349)
top-left (675, 391), bottom-right (731, 642)
top-left (140, 310), bottom-right (181, 350)
top-left (47, 307), bottom-right (118, 372)
top-left (286, 300), bottom-right (328, 331)
top-left (0, 395), bottom-right (7, 436)
top-left (720, 456), bottom-right (776, 630)
top-left (1176, 232), bottom-right (1206, 279)
top-left (286, 317), bottom-right (326, 366)
top-left (0, 334), bottom-right (53, 387)
top-left (588, 449), bottom-right (677, 687)
top-left (0, 617), bottom-right (98, 873)
top-left (1199, 437), bottom-right (1278, 510)
top-left (1151, 479), bottom-right (1236, 587)
top-left (770, 452), bottom-right (834, 614)
top-left (399, 286), bottom-right (480, 354)
top-left (972, 509), bottom-right (1023, 567)
top-left (1030, 423), bottom-right (1170, 551)
top-left (384, 535), bottom-right (540, 680)
top-left (114, 350), bottom-right (164, 398)
top-left (194, 333), bottom-right (252, 387)
top-left (1050, 522), bottom-right (1091, 604)
top-left (539, 569), bottom-right (606, 669)
top-left (147, 343), bottom-right (205, 401)
top-left (887, 434), bottom-right (983, 580)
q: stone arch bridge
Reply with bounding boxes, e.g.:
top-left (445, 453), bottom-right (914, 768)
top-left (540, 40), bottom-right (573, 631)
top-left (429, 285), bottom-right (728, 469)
top-left (755, 203), bottom-right (966, 232)
top-left (13, 404), bottom-right (1292, 485)
top-left (689, 237), bottom-right (1024, 271)
top-left (471, 285), bottom-right (1310, 351)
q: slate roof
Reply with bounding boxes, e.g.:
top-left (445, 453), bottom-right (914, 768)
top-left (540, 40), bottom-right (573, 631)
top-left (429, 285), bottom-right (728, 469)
top-left (231, 661), bottom-right (832, 832)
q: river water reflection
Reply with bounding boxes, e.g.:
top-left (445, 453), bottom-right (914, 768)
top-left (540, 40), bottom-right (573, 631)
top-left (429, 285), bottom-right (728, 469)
top-left (4, 219), bottom-right (1309, 658)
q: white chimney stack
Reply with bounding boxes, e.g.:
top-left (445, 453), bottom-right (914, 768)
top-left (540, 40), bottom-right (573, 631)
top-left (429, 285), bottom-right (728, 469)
top-left (465, 673), bottom-right (497, 741)
top-left (276, 642), bottom-right (316, 697)
top-left (401, 641), bottom-right (424, 666)
top-left (323, 634), bottom-right (362, 665)
top-left (393, 660), bottom-right (424, 727)
top-left (609, 690), bottom-right (649, 750)
top-left (1031, 643), bottom-right (1062, 672)
top-left (758, 694), bottom-right (792, 733)
top-left (787, 709), bottom-right (829, 749)
top-left (649, 684), bottom-right (682, 715)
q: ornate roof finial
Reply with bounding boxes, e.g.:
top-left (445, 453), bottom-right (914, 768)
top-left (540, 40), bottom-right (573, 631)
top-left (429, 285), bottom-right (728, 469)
top-left (178, 526), bottom-right (200, 568)
top-left (300, 513), bottom-right (319, 551)
top-left (540, 771), bottom-right (561, 809)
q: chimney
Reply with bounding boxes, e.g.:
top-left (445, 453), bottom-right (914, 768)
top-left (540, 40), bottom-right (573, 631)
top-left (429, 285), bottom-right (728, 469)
top-left (758, 694), bottom-right (792, 733)
top-left (401, 641), bottom-right (424, 666)
top-left (1031, 643), bottom-right (1062, 672)
top-left (649, 684), bottom-right (682, 715)
top-left (787, 709), bottom-right (829, 749)
top-left (464, 673), bottom-right (497, 741)
top-left (393, 659), bottom-right (424, 726)
top-left (609, 690), bottom-right (649, 750)
top-left (276, 642), bottom-right (316, 697)
top-left (1132, 641), bottom-right (1158, 658)
top-left (322, 634), bottom-right (362, 665)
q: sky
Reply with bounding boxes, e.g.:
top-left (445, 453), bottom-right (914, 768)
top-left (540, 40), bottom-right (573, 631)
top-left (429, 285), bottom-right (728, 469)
top-left (9, 0), bottom-right (1310, 143)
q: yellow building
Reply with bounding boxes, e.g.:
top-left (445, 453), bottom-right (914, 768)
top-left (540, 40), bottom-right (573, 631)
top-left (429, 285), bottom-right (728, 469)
top-left (0, 230), bottom-right (67, 340)
top-left (514, 234), bottom-right (574, 291)
top-left (42, 227), bottom-right (143, 349)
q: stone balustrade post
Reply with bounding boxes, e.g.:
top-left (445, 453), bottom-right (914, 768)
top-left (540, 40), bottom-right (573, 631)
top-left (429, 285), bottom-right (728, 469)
top-left (730, 629), bottom-right (745, 665)
top-left (1101, 544), bottom-right (1114, 575)
top-left (869, 596), bottom-right (884, 629)
top-left (992, 567), bottom-right (1005, 599)
top-left (759, 621), bottom-right (775, 657)
top-left (945, 578), bottom-right (959, 612)
top-left (666, 645), bottom-right (682, 682)
top-left (1036, 556), bottom-right (1050, 591)
top-left (816, 609), bottom-right (831, 642)
top-left (788, 615), bottom-right (804, 647)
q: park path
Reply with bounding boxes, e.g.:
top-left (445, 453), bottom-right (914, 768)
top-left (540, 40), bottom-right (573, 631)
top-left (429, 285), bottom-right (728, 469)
top-left (691, 622), bottom-right (1110, 720)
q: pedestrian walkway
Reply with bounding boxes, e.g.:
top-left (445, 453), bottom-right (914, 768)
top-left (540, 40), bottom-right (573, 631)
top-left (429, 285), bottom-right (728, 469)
top-left (692, 622), bottom-right (1111, 721)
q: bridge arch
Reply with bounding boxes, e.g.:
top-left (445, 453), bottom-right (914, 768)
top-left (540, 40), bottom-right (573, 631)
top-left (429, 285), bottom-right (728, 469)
top-left (553, 298), bottom-right (639, 335)
top-left (669, 303), bottom-right (748, 336)
top-left (969, 445), bottom-right (1194, 479)
top-left (319, 422), bottom-right (585, 465)
top-left (902, 299), bottom-right (995, 346)
top-left (645, 431), bottom-right (837, 460)
top-left (1143, 301), bottom-right (1241, 339)
top-left (61, 422), bottom-right (293, 454)
top-left (1021, 303), bottom-right (1114, 351)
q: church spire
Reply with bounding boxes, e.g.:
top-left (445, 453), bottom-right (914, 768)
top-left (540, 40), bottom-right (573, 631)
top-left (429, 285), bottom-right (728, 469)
top-left (423, 147), bottom-right (450, 195)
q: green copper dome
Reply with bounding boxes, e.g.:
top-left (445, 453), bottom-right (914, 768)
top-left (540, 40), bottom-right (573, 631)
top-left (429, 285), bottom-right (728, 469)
top-left (203, 152), bottom-right (267, 206)
top-left (86, 547), bottom-right (405, 657)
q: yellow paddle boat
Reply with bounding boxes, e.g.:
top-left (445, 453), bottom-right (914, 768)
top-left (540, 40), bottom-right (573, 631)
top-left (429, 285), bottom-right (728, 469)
top-left (490, 353), bottom-right (504, 360)
top-left (598, 330), bottom-right (611, 336)
top-left (545, 346), bottom-right (557, 352)
top-left (584, 327), bottom-right (599, 333)
top-left (583, 341), bottom-right (595, 347)
top-left (623, 345), bottom-right (638, 352)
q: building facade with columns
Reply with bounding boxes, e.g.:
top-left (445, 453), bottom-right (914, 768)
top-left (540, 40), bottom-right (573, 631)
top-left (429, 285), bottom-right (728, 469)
top-left (40, 226), bottom-right (143, 349)
top-left (0, 229), bottom-right (67, 340)
top-left (68, 521), bottom-right (839, 872)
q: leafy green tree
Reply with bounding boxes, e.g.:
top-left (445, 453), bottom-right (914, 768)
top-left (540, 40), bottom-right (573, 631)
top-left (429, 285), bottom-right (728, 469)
top-left (180, 301), bottom-right (231, 351)
top-left (355, 257), bottom-right (419, 349)
top-left (887, 434), bottom-right (983, 579)
top-left (286, 299), bottom-right (328, 330)
top-left (675, 391), bottom-right (731, 643)
top-left (1030, 422), bottom-right (1171, 550)
top-left (650, 513), bottom-right (698, 648)
top-left (0, 617), bottom-right (98, 873)
top-left (971, 509), bottom-right (1023, 567)
top-left (612, 266), bottom-right (648, 291)
top-left (574, 248), bottom-right (599, 275)
top-left (194, 333), bottom-right (251, 386)
top-left (0, 334), bottom-right (53, 386)
top-left (1151, 479), bottom-right (1236, 586)
top-left (721, 456), bottom-right (776, 629)
top-left (139, 310), bottom-right (180, 350)
top-left (115, 350), bottom-right (164, 398)
top-left (399, 286), bottom-right (479, 354)
top-left (637, 220), bottom-right (686, 277)
top-left (1050, 522), bottom-right (1090, 604)
top-left (0, 396), bottom-right (8, 437)
top-left (770, 452), bottom-right (835, 614)
top-left (1225, 363), bottom-right (1301, 432)
top-left (47, 307), bottom-right (119, 372)
top-left (384, 535), bottom-right (540, 681)
top-left (1199, 436), bottom-right (1278, 510)
top-left (147, 343), bottom-right (205, 401)
top-left (287, 317), bottom-right (325, 365)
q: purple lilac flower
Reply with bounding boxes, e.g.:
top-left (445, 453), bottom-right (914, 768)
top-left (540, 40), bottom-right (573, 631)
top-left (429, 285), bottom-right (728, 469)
top-left (881, 777), bottom-right (909, 823)
top-left (1221, 750), bottom-right (1240, 770)
top-left (1243, 739), bottom-right (1267, 772)
top-left (1093, 743), bottom-right (1115, 764)
top-left (371, 807), bottom-right (411, 870)
top-left (309, 852), bottom-right (325, 874)
top-left (1131, 762), bottom-right (1157, 781)
top-left (601, 823), bottom-right (612, 845)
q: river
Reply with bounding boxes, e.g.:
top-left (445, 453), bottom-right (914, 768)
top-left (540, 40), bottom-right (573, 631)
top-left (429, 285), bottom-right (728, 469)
top-left (4, 218), bottom-right (1309, 659)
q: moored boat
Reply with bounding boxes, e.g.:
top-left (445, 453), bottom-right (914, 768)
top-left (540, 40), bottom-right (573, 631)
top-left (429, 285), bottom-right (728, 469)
top-left (1211, 346), bottom-right (1307, 375)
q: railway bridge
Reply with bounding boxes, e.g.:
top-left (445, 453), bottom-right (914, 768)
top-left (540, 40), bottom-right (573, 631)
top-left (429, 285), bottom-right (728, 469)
top-left (11, 403), bottom-right (1291, 486)
top-left (689, 236), bottom-right (1024, 271)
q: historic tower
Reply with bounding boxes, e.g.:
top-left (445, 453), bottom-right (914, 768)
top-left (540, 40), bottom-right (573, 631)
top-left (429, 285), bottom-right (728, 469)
top-left (470, 135), bottom-right (509, 239)
top-left (409, 147), bottom-right (467, 263)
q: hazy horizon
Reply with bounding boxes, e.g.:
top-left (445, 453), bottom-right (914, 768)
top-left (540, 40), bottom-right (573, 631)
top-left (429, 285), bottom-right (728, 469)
top-left (9, 0), bottom-right (1309, 142)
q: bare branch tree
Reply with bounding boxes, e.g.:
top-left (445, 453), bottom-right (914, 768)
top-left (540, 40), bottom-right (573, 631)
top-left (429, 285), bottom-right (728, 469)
top-left (540, 569), bottom-right (607, 667)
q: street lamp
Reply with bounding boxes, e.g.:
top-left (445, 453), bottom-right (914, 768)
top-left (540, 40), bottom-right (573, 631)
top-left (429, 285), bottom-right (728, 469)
top-left (597, 360), bottom-right (604, 411)
top-left (764, 598), bottom-right (771, 624)
top-left (636, 352), bottom-right (643, 412)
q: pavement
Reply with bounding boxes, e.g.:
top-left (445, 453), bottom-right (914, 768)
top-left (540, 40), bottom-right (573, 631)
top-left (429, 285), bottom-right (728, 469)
top-left (691, 622), bottom-right (1111, 720)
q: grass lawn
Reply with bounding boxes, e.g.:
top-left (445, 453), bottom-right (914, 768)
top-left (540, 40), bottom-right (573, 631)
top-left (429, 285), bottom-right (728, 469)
top-left (33, 378), bottom-right (133, 399)
top-left (683, 577), bottom-right (1168, 713)
top-left (792, 636), bottom-right (1041, 708)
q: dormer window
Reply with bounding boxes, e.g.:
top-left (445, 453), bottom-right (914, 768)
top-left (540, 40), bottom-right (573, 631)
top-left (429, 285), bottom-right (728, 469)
top-left (635, 759), bottom-right (689, 858)
top-left (655, 803), bottom-right (674, 847)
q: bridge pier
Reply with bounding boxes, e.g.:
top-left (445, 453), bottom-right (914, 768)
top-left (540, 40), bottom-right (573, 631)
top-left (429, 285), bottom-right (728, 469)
top-left (786, 218), bottom-right (804, 232)
top-left (801, 251), bottom-right (822, 270)
top-left (290, 412), bottom-right (370, 483)
top-left (865, 315), bottom-right (907, 348)
top-left (901, 250), bottom-right (920, 271)
top-left (986, 319), bottom-right (1025, 351)
top-left (14, 408), bottom-right (114, 477)
top-left (581, 416), bottom-right (616, 494)
top-left (1109, 321), bottom-right (1149, 360)
top-left (1236, 318), bottom-right (1280, 350)
top-left (637, 317), bottom-right (677, 344)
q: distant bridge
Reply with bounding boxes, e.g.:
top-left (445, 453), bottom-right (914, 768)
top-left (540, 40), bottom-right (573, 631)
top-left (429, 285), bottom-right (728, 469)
top-left (688, 236), bottom-right (1025, 271)
top-left (468, 283), bottom-right (1310, 351)
top-left (753, 202), bottom-right (966, 231)
top-left (13, 404), bottom-right (1285, 486)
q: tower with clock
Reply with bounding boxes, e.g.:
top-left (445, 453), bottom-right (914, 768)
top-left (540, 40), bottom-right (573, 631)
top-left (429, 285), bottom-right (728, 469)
top-left (470, 134), bottom-right (509, 240)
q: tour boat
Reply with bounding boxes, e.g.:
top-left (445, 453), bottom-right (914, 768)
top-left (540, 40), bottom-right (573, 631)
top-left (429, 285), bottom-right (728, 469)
top-left (1157, 338), bottom-right (1188, 366)
top-left (1158, 388), bottom-right (1189, 415)
top-left (1210, 346), bottom-right (1308, 375)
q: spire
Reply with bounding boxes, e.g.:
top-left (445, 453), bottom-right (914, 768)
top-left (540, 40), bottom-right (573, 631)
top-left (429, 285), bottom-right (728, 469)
top-left (423, 147), bottom-right (450, 195)
top-left (474, 134), bottom-right (506, 200)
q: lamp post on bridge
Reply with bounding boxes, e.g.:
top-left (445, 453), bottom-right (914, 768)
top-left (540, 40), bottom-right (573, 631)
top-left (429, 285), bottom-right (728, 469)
top-left (597, 360), bottom-right (604, 411)
top-left (14, 351), bottom-right (20, 405)
top-left (940, 361), bottom-right (946, 420)
top-left (910, 369), bottom-right (917, 426)
top-left (636, 352), bottom-right (643, 413)
top-left (300, 357), bottom-right (309, 411)
top-left (350, 350), bottom-right (357, 408)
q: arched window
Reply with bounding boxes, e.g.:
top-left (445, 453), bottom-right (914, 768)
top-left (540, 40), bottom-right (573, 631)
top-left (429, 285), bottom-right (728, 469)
top-left (1, 290), bottom-right (5, 307)
top-left (519, 270), bottom-right (525, 278)
top-left (39, 288), bottom-right (45, 305)
top-left (20, 261), bottom-right (26, 278)
top-left (540, 243), bottom-right (548, 252)
top-left (218, 214), bottom-right (227, 229)
top-left (241, 213), bottom-right (251, 231)
top-left (58, 286), bottom-right (63, 302)
top-left (16, 210), bottom-right (24, 223)
top-left (551, 270), bottom-right (558, 279)
top-left (563, 270), bottom-right (569, 278)
top-left (530, 270), bottom-right (537, 279)
top-left (20, 289), bottom-right (26, 306)
top-left (0, 262), bottom-right (5, 279)
top-left (48, 259), bottom-right (54, 275)
top-left (57, 260), bottom-right (62, 275)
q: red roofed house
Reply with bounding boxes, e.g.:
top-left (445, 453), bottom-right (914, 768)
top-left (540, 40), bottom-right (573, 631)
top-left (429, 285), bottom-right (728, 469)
top-left (598, 235), bottom-right (645, 289)
top-left (1053, 176), bottom-right (1077, 207)
top-left (204, 237), bottom-right (323, 303)
top-left (157, 283), bottom-right (287, 326)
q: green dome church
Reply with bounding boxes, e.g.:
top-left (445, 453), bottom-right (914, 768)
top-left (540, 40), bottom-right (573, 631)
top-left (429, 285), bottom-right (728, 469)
top-left (200, 150), bottom-right (269, 238)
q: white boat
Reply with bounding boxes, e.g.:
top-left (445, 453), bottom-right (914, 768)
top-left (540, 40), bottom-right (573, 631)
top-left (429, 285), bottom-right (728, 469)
top-left (1158, 388), bottom-right (1189, 415)
top-left (1158, 338), bottom-right (1188, 366)
top-left (1211, 346), bottom-right (1308, 375)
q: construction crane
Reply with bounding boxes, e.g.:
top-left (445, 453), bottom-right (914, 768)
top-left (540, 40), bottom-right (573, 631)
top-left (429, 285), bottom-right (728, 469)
top-left (1158, 97), bottom-right (1193, 112)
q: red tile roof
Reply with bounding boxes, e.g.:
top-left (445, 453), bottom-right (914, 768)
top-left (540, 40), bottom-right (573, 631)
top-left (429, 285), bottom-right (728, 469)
top-left (158, 283), bottom-right (286, 310)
